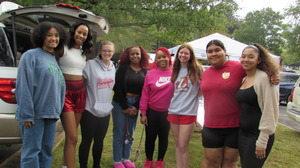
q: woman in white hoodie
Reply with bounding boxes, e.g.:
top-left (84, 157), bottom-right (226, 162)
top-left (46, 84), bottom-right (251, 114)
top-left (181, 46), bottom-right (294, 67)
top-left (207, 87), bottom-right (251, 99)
top-left (78, 41), bottom-right (116, 168)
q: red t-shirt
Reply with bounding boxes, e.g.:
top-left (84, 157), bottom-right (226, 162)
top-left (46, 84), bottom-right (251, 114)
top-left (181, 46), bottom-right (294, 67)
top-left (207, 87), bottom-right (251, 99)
top-left (201, 61), bottom-right (246, 128)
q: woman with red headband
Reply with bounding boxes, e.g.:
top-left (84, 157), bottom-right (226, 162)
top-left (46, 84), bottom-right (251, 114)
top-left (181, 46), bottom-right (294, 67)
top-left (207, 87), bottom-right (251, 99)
top-left (139, 47), bottom-right (174, 168)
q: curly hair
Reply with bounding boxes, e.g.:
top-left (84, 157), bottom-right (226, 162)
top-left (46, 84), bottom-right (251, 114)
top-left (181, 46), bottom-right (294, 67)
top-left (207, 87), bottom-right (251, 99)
top-left (67, 22), bottom-right (93, 56)
top-left (118, 46), bottom-right (149, 68)
top-left (31, 21), bottom-right (68, 51)
top-left (171, 43), bottom-right (203, 84)
top-left (243, 44), bottom-right (279, 79)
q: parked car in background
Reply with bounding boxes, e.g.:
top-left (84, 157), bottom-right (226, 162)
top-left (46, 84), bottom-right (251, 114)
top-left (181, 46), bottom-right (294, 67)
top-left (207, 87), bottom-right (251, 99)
top-left (279, 72), bottom-right (300, 103)
top-left (287, 77), bottom-right (300, 123)
top-left (0, 1), bottom-right (109, 145)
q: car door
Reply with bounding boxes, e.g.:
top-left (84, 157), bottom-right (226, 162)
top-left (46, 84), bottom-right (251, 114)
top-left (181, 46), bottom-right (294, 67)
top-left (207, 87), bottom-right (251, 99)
top-left (0, 22), bottom-right (20, 144)
top-left (292, 80), bottom-right (300, 111)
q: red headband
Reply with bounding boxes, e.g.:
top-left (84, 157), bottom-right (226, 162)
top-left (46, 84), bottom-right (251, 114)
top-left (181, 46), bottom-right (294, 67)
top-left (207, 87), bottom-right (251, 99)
top-left (149, 47), bottom-right (172, 69)
top-left (156, 47), bottom-right (171, 59)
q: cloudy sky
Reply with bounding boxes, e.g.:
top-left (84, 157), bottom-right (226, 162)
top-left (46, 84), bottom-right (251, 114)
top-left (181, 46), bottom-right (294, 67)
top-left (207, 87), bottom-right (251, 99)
top-left (236, 0), bottom-right (296, 17)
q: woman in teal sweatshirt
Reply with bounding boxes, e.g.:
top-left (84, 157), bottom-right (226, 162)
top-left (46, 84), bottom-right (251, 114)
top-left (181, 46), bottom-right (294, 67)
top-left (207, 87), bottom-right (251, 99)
top-left (16, 21), bottom-right (67, 168)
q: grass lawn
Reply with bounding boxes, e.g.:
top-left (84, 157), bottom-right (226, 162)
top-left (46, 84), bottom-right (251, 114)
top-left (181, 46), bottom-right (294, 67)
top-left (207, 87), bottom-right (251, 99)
top-left (52, 117), bottom-right (300, 168)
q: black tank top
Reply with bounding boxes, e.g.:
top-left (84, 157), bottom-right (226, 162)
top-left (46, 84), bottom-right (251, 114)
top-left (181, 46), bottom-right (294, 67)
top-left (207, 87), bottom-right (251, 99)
top-left (236, 86), bottom-right (262, 135)
top-left (126, 67), bottom-right (145, 95)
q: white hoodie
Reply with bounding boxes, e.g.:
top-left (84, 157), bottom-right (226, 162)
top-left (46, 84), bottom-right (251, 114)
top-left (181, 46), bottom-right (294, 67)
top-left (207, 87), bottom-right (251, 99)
top-left (83, 56), bottom-right (115, 117)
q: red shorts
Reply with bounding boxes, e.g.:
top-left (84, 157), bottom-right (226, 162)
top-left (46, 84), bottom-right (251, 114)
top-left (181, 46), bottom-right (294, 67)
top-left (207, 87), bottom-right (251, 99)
top-left (167, 114), bottom-right (197, 125)
top-left (62, 80), bottom-right (86, 113)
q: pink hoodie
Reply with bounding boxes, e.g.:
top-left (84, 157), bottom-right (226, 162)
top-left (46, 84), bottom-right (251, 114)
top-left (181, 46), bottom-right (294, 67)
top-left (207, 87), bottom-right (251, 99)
top-left (139, 68), bottom-right (174, 114)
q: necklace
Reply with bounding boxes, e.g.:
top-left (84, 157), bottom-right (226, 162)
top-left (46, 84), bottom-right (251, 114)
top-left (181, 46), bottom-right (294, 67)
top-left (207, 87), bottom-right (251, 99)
top-left (130, 64), bottom-right (141, 73)
top-left (132, 68), bottom-right (140, 73)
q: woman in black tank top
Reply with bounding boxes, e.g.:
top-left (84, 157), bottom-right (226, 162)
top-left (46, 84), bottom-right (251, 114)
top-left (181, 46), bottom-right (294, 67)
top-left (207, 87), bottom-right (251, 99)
top-left (237, 44), bottom-right (279, 168)
top-left (111, 46), bottom-right (149, 168)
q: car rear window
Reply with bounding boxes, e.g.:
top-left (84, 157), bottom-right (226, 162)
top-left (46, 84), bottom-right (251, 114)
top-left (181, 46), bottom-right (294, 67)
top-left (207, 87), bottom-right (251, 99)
top-left (0, 27), bottom-right (14, 67)
top-left (280, 72), bottom-right (300, 83)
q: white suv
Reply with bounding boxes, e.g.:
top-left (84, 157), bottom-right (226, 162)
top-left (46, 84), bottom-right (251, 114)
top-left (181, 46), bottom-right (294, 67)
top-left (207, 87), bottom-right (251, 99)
top-left (0, 2), bottom-right (109, 144)
top-left (287, 77), bottom-right (300, 123)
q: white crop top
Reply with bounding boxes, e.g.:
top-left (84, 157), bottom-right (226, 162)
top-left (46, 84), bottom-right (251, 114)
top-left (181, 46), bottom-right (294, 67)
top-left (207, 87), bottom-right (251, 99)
top-left (59, 46), bottom-right (86, 75)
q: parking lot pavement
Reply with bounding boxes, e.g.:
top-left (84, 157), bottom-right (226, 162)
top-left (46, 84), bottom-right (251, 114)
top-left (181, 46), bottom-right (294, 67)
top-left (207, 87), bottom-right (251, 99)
top-left (0, 144), bottom-right (21, 163)
top-left (279, 105), bottom-right (300, 132)
top-left (0, 120), bottom-right (65, 168)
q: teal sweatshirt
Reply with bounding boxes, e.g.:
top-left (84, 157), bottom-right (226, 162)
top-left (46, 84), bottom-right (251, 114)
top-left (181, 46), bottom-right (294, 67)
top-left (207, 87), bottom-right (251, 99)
top-left (16, 48), bottom-right (66, 122)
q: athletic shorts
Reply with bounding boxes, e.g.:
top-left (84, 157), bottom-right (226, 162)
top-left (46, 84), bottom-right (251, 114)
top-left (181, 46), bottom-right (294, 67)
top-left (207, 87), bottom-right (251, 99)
top-left (167, 114), bottom-right (196, 125)
top-left (62, 80), bottom-right (86, 113)
top-left (202, 126), bottom-right (239, 149)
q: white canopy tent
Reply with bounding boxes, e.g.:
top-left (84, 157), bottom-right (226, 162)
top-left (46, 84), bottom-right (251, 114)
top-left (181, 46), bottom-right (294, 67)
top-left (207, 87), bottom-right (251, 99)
top-left (168, 33), bottom-right (281, 64)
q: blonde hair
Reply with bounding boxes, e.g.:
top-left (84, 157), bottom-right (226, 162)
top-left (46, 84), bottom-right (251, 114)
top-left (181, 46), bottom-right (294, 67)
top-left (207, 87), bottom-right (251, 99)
top-left (98, 40), bottom-right (115, 59)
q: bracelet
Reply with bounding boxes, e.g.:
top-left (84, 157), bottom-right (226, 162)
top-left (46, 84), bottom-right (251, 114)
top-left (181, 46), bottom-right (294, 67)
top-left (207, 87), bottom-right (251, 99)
top-left (140, 113), bottom-right (146, 117)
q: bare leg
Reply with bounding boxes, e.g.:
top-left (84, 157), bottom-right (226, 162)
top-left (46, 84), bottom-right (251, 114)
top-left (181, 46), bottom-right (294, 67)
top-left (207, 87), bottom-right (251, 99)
top-left (221, 147), bottom-right (239, 168)
top-left (201, 148), bottom-right (224, 168)
top-left (170, 123), bottom-right (195, 168)
top-left (61, 112), bottom-right (82, 168)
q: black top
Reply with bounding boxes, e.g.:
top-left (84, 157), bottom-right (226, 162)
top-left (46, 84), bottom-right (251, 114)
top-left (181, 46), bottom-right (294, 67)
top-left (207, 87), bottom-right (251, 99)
top-left (113, 64), bottom-right (147, 110)
top-left (236, 86), bottom-right (262, 135)
top-left (126, 67), bottom-right (146, 94)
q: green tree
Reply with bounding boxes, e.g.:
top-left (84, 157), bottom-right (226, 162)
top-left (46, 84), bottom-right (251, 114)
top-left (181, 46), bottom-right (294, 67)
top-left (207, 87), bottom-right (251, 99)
top-left (89, 0), bottom-right (239, 52)
top-left (282, 0), bottom-right (300, 64)
top-left (7, 0), bottom-right (239, 52)
top-left (233, 8), bottom-right (285, 55)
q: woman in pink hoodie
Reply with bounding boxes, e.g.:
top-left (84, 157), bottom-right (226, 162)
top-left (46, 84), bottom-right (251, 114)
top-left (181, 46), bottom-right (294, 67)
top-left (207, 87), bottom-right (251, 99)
top-left (139, 47), bottom-right (174, 168)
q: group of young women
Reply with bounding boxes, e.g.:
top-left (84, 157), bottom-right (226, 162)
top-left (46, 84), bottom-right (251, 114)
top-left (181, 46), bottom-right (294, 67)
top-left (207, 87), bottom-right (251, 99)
top-left (15, 21), bottom-right (279, 168)
top-left (137, 39), bottom-right (279, 168)
top-left (139, 40), bottom-right (279, 168)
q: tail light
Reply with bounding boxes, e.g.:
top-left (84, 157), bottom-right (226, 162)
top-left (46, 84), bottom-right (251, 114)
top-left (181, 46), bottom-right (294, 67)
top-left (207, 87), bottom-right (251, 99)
top-left (289, 87), bottom-right (295, 102)
top-left (0, 78), bottom-right (17, 104)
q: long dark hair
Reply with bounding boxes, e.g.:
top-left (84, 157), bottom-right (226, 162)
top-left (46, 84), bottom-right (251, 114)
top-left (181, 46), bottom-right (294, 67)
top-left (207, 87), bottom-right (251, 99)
top-left (68, 23), bottom-right (93, 56)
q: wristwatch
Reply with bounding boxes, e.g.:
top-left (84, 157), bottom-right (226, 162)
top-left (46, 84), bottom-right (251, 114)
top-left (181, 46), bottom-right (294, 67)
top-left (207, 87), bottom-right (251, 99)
top-left (140, 113), bottom-right (146, 117)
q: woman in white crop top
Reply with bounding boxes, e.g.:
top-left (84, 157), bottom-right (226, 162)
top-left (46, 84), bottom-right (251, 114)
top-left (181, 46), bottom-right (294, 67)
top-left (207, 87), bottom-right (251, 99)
top-left (58, 23), bottom-right (93, 168)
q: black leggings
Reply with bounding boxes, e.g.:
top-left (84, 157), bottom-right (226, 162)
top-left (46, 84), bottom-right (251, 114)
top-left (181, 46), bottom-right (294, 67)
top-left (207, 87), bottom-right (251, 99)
top-left (79, 111), bottom-right (110, 168)
top-left (238, 129), bottom-right (274, 168)
top-left (145, 108), bottom-right (170, 161)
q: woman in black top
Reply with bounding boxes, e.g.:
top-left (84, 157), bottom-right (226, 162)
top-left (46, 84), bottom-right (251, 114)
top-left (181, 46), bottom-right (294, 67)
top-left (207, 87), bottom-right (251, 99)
top-left (112, 46), bottom-right (149, 168)
top-left (236, 44), bottom-right (279, 168)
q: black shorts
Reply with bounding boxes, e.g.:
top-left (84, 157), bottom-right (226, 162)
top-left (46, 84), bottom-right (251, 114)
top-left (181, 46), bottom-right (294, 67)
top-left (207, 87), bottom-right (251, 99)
top-left (202, 126), bottom-right (239, 149)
